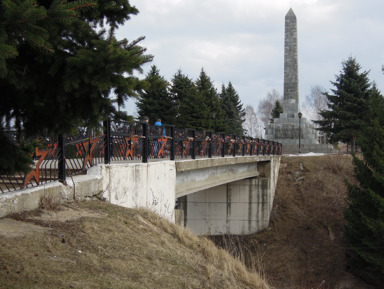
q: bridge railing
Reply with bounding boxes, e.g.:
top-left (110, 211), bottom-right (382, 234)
top-left (1, 120), bottom-right (282, 194)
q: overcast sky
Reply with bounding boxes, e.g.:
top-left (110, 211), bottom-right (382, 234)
top-left (116, 0), bottom-right (384, 116)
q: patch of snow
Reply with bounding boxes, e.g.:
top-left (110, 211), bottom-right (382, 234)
top-left (283, 152), bottom-right (326, 157)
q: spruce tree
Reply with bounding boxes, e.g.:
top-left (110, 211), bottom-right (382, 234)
top-left (270, 100), bottom-right (283, 123)
top-left (216, 84), bottom-right (229, 133)
top-left (170, 70), bottom-right (209, 130)
top-left (315, 57), bottom-right (371, 144)
top-left (220, 82), bottom-right (245, 135)
top-left (136, 65), bottom-right (175, 124)
top-left (344, 86), bottom-right (384, 286)
top-left (0, 0), bottom-right (152, 173)
top-left (195, 68), bottom-right (223, 132)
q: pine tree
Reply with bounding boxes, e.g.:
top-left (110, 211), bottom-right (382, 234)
top-left (179, 90), bottom-right (209, 131)
top-left (315, 57), bottom-right (371, 144)
top-left (195, 68), bottom-right (223, 132)
top-left (0, 0), bottom-right (153, 173)
top-left (0, 0), bottom-right (57, 77)
top-left (170, 70), bottom-right (209, 130)
top-left (136, 65), bottom-right (175, 124)
top-left (270, 100), bottom-right (283, 123)
top-left (220, 82), bottom-right (245, 135)
top-left (344, 86), bottom-right (384, 286)
top-left (257, 89), bottom-right (283, 131)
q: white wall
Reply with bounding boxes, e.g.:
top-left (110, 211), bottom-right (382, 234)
top-left (88, 161), bottom-right (177, 222)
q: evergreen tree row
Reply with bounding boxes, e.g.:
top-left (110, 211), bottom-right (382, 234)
top-left (136, 66), bottom-right (245, 135)
top-left (344, 83), bottom-right (384, 286)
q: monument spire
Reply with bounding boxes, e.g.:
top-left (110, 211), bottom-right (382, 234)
top-left (284, 8), bottom-right (299, 114)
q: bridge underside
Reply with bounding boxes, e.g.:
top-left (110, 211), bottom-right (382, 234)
top-left (176, 177), bottom-right (273, 235)
top-left (175, 156), bottom-right (280, 235)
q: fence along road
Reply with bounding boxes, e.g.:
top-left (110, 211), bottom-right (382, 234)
top-left (1, 119), bottom-right (282, 194)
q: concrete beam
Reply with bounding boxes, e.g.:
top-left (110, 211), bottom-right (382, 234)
top-left (175, 156), bottom-right (272, 198)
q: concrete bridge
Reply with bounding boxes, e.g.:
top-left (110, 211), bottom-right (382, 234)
top-left (0, 155), bottom-right (280, 236)
top-left (175, 156), bottom-right (280, 235)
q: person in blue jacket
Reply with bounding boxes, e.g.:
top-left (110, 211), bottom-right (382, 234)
top-left (154, 119), bottom-right (165, 157)
top-left (154, 119), bottom-right (162, 127)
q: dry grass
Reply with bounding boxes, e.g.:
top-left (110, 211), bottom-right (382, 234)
top-left (0, 201), bottom-right (269, 289)
top-left (39, 192), bottom-right (61, 211)
top-left (323, 153), bottom-right (352, 173)
top-left (136, 208), bottom-right (270, 288)
top-left (208, 234), bottom-right (267, 280)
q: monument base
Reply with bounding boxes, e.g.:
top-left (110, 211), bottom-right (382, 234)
top-left (277, 143), bottom-right (336, 154)
top-left (265, 113), bottom-right (336, 154)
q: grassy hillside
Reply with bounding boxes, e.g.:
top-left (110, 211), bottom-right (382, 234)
top-left (0, 201), bottom-right (269, 289)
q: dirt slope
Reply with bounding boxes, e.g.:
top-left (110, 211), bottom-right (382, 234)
top-left (211, 155), bottom-right (376, 289)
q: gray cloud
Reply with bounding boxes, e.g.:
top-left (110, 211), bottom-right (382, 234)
top-left (117, 0), bottom-right (384, 114)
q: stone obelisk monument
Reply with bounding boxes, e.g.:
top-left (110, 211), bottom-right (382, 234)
top-left (283, 8), bottom-right (299, 115)
top-left (265, 8), bottom-right (335, 154)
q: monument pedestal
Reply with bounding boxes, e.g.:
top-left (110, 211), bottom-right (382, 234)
top-left (265, 113), bottom-right (335, 154)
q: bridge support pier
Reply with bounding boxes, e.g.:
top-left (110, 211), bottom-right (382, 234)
top-left (177, 176), bottom-right (275, 236)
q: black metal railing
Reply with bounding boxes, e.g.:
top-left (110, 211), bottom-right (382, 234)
top-left (0, 119), bottom-right (282, 194)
